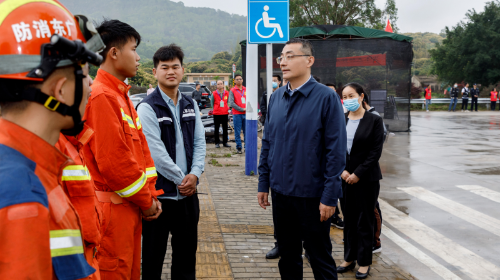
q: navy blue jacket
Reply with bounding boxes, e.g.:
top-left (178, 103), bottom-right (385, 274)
top-left (137, 88), bottom-right (197, 196)
top-left (258, 78), bottom-right (346, 206)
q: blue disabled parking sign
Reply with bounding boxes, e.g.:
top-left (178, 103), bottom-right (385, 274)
top-left (248, 0), bottom-right (289, 44)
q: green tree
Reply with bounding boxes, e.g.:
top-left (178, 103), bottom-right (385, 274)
top-left (431, 1), bottom-right (500, 86)
top-left (212, 51), bottom-right (232, 61)
top-left (289, 0), bottom-right (398, 30)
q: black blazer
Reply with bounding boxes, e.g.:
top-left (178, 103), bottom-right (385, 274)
top-left (345, 110), bottom-right (384, 182)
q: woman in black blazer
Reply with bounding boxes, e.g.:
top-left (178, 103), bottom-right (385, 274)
top-left (336, 83), bottom-right (384, 279)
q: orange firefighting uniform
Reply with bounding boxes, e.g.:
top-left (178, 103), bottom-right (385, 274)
top-left (82, 69), bottom-right (162, 279)
top-left (0, 118), bottom-right (95, 279)
top-left (56, 126), bottom-right (102, 280)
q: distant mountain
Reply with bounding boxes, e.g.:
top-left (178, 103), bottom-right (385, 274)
top-left (60, 0), bottom-right (247, 61)
top-left (403, 32), bottom-right (445, 76)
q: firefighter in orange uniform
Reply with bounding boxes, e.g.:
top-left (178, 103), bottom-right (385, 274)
top-left (82, 19), bottom-right (163, 279)
top-left (0, 0), bottom-right (104, 278)
top-left (56, 124), bottom-right (102, 280)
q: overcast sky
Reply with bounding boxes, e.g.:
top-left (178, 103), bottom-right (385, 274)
top-left (172, 0), bottom-right (490, 34)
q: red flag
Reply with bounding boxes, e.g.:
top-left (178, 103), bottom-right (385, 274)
top-left (385, 18), bottom-right (393, 33)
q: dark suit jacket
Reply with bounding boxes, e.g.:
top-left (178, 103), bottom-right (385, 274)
top-left (345, 110), bottom-right (384, 182)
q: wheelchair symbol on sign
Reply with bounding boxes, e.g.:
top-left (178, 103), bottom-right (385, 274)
top-left (255, 5), bottom-right (284, 39)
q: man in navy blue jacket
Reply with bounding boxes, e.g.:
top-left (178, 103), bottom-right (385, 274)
top-left (258, 38), bottom-right (346, 280)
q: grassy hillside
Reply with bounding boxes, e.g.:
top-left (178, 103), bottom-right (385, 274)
top-left (403, 32), bottom-right (445, 76)
top-left (60, 0), bottom-right (246, 62)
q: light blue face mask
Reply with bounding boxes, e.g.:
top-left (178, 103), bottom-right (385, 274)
top-left (344, 98), bottom-right (361, 112)
top-left (272, 82), bottom-right (278, 89)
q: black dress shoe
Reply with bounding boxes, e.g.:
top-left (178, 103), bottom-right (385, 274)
top-left (223, 143), bottom-right (231, 147)
top-left (215, 144), bottom-right (220, 148)
top-left (336, 261), bottom-right (356, 273)
top-left (355, 266), bottom-right (370, 279)
top-left (266, 243), bottom-right (279, 259)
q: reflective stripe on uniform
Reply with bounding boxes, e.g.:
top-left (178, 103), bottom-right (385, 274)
top-left (115, 173), bottom-right (146, 197)
top-left (158, 117), bottom-right (172, 122)
top-left (50, 229), bottom-right (84, 257)
top-left (120, 108), bottom-right (136, 128)
top-left (146, 167), bottom-right (157, 178)
top-left (136, 117), bottom-right (142, 130)
top-left (183, 113), bottom-right (196, 117)
top-left (61, 165), bottom-right (91, 181)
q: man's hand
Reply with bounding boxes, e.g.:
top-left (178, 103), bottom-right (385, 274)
top-left (142, 199), bottom-right (158, 217)
top-left (319, 203), bottom-right (336, 222)
top-left (178, 174), bottom-right (198, 197)
top-left (258, 192), bottom-right (270, 209)
top-left (341, 170), bottom-right (350, 181)
top-left (346, 173), bottom-right (360, 185)
top-left (143, 199), bottom-right (162, 221)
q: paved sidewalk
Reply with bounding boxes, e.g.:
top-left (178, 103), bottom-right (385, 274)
top-left (156, 140), bottom-right (416, 280)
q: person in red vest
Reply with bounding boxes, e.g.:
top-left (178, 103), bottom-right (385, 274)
top-left (230, 74), bottom-right (247, 154)
top-left (212, 80), bottom-right (231, 148)
top-left (490, 88), bottom-right (498, 111)
top-left (425, 85), bottom-right (432, 112)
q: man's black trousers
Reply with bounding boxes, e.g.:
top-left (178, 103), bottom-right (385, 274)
top-left (213, 114), bottom-right (228, 144)
top-left (462, 99), bottom-right (469, 110)
top-left (343, 181), bottom-right (380, 266)
top-left (272, 192), bottom-right (337, 280)
top-left (142, 195), bottom-right (200, 280)
top-left (470, 97), bottom-right (478, 111)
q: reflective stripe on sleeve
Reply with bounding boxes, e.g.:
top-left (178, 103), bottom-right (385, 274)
top-left (50, 229), bottom-right (84, 257)
top-left (183, 113), bottom-right (196, 117)
top-left (136, 117), bottom-right (142, 130)
top-left (61, 165), bottom-right (91, 181)
top-left (120, 108), bottom-right (136, 128)
top-left (146, 167), bottom-right (157, 178)
top-left (158, 117), bottom-right (172, 122)
top-left (115, 173), bottom-right (147, 197)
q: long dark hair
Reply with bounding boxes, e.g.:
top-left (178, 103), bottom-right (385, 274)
top-left (342, 82), bottom-right (370, 110)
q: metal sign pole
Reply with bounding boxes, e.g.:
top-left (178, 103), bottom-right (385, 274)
top-left (245, 43), bottom-right (259, 176)
top-left (266, 43), bottom-right (273, 109)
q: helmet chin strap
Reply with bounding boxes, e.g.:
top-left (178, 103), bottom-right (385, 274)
top-left (61, 63), bottom-right (84, 136)
top-left (19, 63), bottom-right (85, 136)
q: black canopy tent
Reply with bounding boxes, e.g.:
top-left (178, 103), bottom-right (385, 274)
top-left (241, 25), bottom-right (413, 132)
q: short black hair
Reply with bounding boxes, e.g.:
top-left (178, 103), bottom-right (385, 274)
top-left (96, 19), bottom-right (141, 63)
top-left (234, 74), bottom-right (242, 79)
top-left (153, 44), bottom-right (185, 68)
top-left (313, 75), bottom-right (321, 83)
top-left (272, 74), bottom-right (282, 82)
top-left (325, 83), bottom-right (336, 88)
top-left (285, 38), bottom-right (314, 57)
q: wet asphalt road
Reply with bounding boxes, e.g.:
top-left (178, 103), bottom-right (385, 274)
top-left (379, 111), bottom-right (500, 280)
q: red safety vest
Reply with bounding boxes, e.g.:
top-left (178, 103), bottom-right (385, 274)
top-left (213, 90), bottom-right (229, 115)
top-left (231, 86), bottom-right (246, 115)
top-left (491, 91), bottom-right (498, 101)
top-left (425, 88), bottom-right (432, 100)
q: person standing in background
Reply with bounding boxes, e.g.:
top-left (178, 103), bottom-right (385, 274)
top-left (337, 83), bottom-right (384, 279)
top-left (147, 84), bottom-right (155, 95)
top-left (191, 83), bottom-right (203, 106)
top-left (425, 85), bottom-right (432, 112)
top-left (229, 75), bottom-right (246, 154)
top-left (212, 80), bottom-right (231, 148)
top-left (461, 83), bottom-right (470, 112)
top-left (491, 88), bottom-right (498, 111)
top-left (448, 83), bottom-right (460, 112)
top-left (470, 84), bottom-right (480, 112)
top-left (260, 74), bottom-right (282, 126)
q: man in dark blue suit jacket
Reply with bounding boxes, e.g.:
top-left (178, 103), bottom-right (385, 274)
top-left (258, 38), bottom-right (346, 280)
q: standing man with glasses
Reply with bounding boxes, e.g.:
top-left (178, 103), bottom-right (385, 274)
top-left (230, 75), bottom-right (246, 154)
top-left (258, 38), bottom-right (346, 280)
